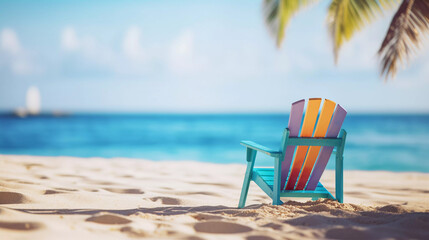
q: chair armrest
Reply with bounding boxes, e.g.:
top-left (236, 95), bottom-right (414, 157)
top-left (240, 141), bottom-right (282, 157)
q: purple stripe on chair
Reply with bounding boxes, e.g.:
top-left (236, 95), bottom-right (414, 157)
top-left (281, 99), bottom-right (305, 190)
top-left (305, 104), bottom-right (347, 190)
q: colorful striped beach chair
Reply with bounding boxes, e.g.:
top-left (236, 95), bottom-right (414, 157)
top-left (238, 98), bottom-right (347, 208)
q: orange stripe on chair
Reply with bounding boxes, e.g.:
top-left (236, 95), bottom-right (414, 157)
top-left (285, 98), bottom-right (321, 190)
top-left (295, 99), bottom-right (336, 190)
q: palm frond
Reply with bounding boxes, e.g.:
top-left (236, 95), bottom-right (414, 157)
top-left (263, 0), bottom-right (317, 48)
top-left (327, 0), bottom-right (397, 62)
top-left (378, 0), bottom-right (429, 80)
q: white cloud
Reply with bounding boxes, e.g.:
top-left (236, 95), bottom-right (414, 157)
top-left (11, 58), bottom-right (35, 75)
top-left (122, 26), bottom-right (145, 61)
top-left (0, 28), bottom-right (39, 76)
top-left (171, 30), bottom-right (194, 58)
top-left (168, 30), bottom-right (202, 75)
top-left (61, 27), bottom-right (80, 51)
top-left (80, 36), bottom-right (113, 64)
top-left (1, 29), bottom-right (22, 55)
top-left (338, 29), bottom-right (381, 71)
top-left (60, 27), bottom-right (115, 71)
top-left (59, 26), bottom-right (153, 75)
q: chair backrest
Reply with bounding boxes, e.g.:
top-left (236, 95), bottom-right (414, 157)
top-left (280, 98), bottom-right (347, 191)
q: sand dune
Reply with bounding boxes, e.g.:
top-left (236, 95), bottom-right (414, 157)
top-left (0, 154), bottom-right (428, 239)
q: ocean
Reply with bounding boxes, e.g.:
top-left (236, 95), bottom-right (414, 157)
top-left (0, 114), bottom-right (428, 172)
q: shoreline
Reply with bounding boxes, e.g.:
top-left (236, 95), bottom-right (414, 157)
top-left (2, 153), bottom-right (428, 174)
top-left (1, 154), bottom-right (428, 239)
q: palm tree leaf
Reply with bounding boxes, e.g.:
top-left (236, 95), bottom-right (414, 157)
top-left (327, 0), bottom-right (397, 62)
top-left (378, 0), bottom-right (429, 80)
top-left (263, 0), bottom-right (317, 47)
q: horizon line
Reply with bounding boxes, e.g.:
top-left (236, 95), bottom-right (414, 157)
top-left (1, 111), bottom-right (429, 116)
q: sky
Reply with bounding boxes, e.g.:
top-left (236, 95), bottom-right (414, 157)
top-left (0, 0), bottom-right (428, 113)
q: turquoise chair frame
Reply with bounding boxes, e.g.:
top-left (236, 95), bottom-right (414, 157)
top-left (238, 128), bottom-right (347, 208)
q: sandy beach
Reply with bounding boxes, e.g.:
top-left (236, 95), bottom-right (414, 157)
top-left (0, 154), bottom-right (428, 239)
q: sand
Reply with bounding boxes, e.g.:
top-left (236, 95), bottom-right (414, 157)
top-left (0, 154), bottom-right (428, 240)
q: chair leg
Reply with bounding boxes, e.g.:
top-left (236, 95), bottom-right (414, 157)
top-left (335, 129), bottom-right (346, 204)
top-left (272, 157), bottom-right (284, 206)
top-left (272, 197), bottom-right (284, 205)
top-left (336, 155), bottom-right (344, 203)
top-left (238, 148), bottom-right (256, 208)
top-left (238, 173), bottom-right (252, 208)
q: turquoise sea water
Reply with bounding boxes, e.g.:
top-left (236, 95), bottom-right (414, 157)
top-left (0, 114), bottom-right (428, 172)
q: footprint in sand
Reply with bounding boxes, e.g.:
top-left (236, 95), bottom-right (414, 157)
top-left (193, 221), bottom-right (252, 234)
top-left (0, 192), bottom-right (26, 204)
top-left (86, 213), bottom-right (132, 225)
top-left (149, 197), bottom-right (181, 205)
top-left (104, 188), bottom-right (144, 194)
top-left (0, 221), bottom-right (42, 231)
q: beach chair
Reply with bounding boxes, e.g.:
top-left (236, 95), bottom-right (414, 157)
top-left (238, 98), bottom-right (347, 208)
